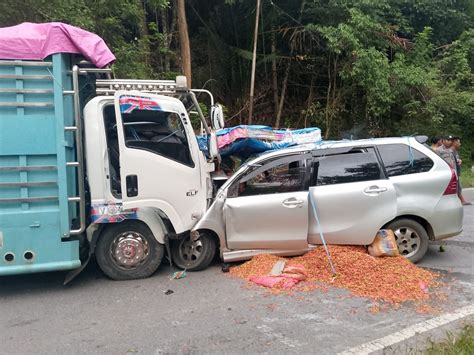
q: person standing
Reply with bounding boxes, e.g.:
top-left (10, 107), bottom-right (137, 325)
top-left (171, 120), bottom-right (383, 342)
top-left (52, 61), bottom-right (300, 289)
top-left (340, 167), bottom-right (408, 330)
top-left (431, 136), bottom-right (442, 150)
top-left (452, 137), bottom-right (472, 205)
top-left (435, 136), bottom-right (456, 168)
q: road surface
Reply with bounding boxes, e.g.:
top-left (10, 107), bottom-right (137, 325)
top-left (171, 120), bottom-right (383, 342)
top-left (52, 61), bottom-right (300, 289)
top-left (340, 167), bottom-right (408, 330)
top-left (0, 192), bottom-right (472, 354)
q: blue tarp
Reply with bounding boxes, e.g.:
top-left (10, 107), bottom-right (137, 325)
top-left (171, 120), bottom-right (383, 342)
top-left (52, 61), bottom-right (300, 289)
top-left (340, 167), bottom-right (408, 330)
top-left (197, 125), bottom-right (322, 159)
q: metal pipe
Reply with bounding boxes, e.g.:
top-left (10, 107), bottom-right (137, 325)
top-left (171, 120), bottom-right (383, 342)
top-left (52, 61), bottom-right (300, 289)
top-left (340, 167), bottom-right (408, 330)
top-left (78, 68), bottom-right (112, 75)
top-left (69, 65), bottom-right (86, 235)
top-left (190, 89), bottom-right (214, 106)
top-left (189, 92), bottom-right (211, 136)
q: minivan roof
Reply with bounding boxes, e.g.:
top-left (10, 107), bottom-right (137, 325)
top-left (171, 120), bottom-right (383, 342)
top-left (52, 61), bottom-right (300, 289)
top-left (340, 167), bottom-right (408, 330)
top-left (249, 136), bottom-right (424, 163)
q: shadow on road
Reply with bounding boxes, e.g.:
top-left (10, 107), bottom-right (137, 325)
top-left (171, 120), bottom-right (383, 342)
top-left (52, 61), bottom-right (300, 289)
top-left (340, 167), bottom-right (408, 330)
top-left (0, 260), bottom-right (104, 296)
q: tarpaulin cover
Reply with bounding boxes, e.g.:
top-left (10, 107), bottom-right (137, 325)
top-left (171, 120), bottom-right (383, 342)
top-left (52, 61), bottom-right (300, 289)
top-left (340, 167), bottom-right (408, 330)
top-left (197, 125), bottom-right (322, 158)
top-left (0, 22), bottom-right (115, 68)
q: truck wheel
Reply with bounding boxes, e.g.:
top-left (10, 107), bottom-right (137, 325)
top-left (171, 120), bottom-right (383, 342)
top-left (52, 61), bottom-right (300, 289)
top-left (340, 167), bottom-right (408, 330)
top-left (96, 222), bottom-right (164, 280)
top-left (386, 218), bottom-right (429, 263)
top-left (171, 232), bottom-right (216, 271)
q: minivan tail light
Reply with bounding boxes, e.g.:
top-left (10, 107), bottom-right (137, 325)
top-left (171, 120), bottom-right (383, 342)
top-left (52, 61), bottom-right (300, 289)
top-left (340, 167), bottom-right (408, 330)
top-left (443, 168), bottom-right (458, 195)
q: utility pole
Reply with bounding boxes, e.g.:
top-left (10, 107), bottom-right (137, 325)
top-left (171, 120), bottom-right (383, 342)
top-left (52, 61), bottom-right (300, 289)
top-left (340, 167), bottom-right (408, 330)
top-left (177, 0), bottom-right (192, 88)
top-left (248, 0), bottom-right (261, 124)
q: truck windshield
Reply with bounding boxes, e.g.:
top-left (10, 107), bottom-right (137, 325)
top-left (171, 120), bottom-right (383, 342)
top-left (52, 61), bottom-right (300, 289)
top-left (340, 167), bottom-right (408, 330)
top-left (121, 109), bottom-right (194, 167)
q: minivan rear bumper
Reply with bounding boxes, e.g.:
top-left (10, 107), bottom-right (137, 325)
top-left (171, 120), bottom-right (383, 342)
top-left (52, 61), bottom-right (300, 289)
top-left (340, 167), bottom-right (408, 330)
top-left (430, 195), bottom-right (463, 240)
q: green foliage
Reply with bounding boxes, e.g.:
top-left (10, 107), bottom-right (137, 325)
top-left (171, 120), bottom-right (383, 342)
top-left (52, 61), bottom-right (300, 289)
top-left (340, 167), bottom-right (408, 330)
top-left (426, 325), bottom-right (474, 354)
top-left (460, 166), bottom-right (474, 188)
top-left (0, 0), bottom-right (472, 147)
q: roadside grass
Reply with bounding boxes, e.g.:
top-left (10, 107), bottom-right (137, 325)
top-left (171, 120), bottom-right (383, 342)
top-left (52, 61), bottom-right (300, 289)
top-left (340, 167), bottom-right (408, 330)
top-left (460, 167), bottom-right (474, 188)
top-left (425, 325), bottom-right (474, 354)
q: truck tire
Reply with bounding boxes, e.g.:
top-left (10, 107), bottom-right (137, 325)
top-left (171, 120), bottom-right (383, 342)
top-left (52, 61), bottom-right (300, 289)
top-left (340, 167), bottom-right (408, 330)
top-left (96, 221), bottom-right (164, 280)
top-left (171, 232), bottom-right (216, 271)
top-left (386, 218), bottom-right (429, 263)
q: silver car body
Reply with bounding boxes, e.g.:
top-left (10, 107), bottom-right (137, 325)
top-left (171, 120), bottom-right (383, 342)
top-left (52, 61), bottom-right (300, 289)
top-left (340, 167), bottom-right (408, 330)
top-left (193, 137), bottom-right (463, 262)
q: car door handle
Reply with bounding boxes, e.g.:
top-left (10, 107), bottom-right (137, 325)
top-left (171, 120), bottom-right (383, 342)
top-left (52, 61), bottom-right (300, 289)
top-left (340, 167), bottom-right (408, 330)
top-left (364, 186), bottom-right (387, 194)
top-left (282, 197), bottom-right (304, 208)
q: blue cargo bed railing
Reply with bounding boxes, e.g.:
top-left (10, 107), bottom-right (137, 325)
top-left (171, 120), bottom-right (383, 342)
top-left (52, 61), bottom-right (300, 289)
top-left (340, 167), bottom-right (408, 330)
top-left (0, 55), bottom-right (82, 274)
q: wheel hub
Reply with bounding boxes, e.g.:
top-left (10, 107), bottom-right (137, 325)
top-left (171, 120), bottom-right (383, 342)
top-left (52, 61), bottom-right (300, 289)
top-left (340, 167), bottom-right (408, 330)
top-left (111, 232), bottom-right (150, 268)
top-left (393, 227), bottom-right (420, 258)
top-left (180, 238), bottom-right (203, 262)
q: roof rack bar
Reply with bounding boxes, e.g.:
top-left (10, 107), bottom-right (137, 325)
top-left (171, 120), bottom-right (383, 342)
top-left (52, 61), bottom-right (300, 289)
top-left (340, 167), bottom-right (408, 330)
top-left (95, 79), bottom-right (181, 95)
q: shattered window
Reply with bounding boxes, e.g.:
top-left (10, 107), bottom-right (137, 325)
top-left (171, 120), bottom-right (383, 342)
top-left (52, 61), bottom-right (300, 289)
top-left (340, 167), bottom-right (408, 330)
top-left (237, 160), bottom-right (307, 196)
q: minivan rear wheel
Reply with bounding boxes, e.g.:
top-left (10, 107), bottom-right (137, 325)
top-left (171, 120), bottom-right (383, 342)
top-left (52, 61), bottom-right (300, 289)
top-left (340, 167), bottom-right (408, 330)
top-left (386, 219), bottom-right (429, 263)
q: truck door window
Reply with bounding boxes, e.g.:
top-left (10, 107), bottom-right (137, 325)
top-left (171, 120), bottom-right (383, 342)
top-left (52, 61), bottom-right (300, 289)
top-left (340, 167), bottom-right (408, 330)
top-left (103, 105), bottom-right (122, 198)
top-left (121, 109), bottom-right (194, 167)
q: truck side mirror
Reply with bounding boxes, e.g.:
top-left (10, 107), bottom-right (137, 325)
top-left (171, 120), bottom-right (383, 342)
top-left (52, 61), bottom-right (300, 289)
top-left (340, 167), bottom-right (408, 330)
top-left (211, 104), bottom-right (225, 130)
top-left (208, 131), bottom-right (220, 160)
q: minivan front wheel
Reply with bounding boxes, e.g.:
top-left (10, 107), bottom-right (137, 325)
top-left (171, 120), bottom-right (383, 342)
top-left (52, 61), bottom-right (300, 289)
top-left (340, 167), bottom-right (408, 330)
top-left (171, 232), bottom-right (216, 271)
top-left (386, 219), bottom-right (429, 263)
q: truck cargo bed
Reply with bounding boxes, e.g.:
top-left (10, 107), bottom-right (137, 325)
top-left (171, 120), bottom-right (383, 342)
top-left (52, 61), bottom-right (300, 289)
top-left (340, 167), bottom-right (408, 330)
top-left (0, 54), bottom-right (81, 275)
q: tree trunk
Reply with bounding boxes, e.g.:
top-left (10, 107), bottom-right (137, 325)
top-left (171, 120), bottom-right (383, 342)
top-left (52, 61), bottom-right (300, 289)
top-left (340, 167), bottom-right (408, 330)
top-left (248, 0), bottom-right (261, 124)
top-left (302, 73), bottom-right (315, 128)
top-left (275, 0), bottom-right (306, 128)
top-left (161, 7), bottom-right (170, 72)
top-left (167, 4), bottom-right (177, 72)
top-left (139, 0), bottom-right (150, 67)
top-left (271, 31), bottom-right (279, 117)
top-left (325, 54), bottom-right (332, 139)
top-left (176, 0), bottom-right (192, 87)
top-left (275, 62), bottom-right (290, 128)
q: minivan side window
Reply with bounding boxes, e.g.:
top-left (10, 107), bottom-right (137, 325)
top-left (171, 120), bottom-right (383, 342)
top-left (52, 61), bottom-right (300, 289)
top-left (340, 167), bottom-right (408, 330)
top-left (377, 144), bottom-right (434, 177)
top-left (230, 159), bottom-right (308, 197)
top-left (311, 149), bottom-right (381, 186)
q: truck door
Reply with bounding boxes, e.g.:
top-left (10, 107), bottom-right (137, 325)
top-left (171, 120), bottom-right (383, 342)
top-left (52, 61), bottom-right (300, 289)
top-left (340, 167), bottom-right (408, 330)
top-left (113, 92), bottom-right (206, 233)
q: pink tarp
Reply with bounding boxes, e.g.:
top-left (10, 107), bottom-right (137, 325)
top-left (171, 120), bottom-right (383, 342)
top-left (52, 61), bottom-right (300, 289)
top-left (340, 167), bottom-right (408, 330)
top-left (0, 22), bottom-right (115, 68)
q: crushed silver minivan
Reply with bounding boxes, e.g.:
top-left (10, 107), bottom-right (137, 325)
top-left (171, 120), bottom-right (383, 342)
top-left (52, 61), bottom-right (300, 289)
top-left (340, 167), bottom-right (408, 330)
top-left (171, 136), bottom-right (463, 270)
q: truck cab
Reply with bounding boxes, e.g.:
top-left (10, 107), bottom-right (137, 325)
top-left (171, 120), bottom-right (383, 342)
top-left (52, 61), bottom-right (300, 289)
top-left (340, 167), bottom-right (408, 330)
top-left (0, 55), bottom-right (223, 281)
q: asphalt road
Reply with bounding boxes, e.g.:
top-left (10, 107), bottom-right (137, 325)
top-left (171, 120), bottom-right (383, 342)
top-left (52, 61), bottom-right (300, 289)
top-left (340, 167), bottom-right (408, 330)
top-left (0, 192), bottom-right (472, 354)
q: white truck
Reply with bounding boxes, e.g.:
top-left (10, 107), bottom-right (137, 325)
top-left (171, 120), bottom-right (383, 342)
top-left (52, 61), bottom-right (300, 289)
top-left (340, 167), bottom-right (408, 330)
top-left (0, 53), bottom-right (224, 281)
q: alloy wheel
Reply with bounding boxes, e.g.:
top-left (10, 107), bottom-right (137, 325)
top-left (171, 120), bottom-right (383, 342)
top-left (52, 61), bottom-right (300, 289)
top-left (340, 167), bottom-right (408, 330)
top-left (393, 227), bottom-right (421, 258)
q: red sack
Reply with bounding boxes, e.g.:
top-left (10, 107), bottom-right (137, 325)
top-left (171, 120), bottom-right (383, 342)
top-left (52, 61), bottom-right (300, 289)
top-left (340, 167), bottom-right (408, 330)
top-left (249, 275), bottom-right (300, 289)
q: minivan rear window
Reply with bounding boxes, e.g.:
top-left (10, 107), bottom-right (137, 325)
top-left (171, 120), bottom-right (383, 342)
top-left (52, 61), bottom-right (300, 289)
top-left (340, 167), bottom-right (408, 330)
top-left (377, 144), bottom-right (434, 177)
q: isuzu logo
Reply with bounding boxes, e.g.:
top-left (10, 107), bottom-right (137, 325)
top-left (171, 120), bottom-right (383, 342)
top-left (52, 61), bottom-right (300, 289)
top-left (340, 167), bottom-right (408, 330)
top-left (186, 190), bottom-right (198, 196)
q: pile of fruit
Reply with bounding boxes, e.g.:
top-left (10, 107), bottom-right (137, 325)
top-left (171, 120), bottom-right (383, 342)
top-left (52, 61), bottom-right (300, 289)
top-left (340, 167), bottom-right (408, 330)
top-left (229, 246), bottom-right (441, 304)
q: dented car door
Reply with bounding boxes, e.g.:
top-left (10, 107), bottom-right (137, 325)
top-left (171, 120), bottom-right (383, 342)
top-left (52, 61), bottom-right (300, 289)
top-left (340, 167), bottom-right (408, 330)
top-left (223, 154), bottom-right (311, 250)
